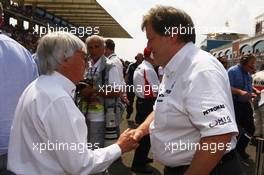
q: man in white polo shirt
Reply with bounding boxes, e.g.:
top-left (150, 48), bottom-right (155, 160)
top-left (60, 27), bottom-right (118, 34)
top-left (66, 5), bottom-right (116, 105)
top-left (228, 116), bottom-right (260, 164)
top-left (129, 5), bottom-right (242, 175)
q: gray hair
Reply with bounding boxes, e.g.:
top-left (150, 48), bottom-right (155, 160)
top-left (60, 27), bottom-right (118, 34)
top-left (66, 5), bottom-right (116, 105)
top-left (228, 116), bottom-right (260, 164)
top-left (85, 35), bottom-right (105, 48)
top-left (37, 31), bottom-right (86, 75)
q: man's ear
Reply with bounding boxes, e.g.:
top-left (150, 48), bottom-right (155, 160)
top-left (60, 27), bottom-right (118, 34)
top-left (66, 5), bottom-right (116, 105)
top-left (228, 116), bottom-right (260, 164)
top-left (60, 57), bottom-right (70, 68)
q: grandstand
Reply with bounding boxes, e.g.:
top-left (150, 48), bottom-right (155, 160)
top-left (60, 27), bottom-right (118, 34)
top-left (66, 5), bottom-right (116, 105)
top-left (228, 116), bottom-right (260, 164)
top-left (1, 0), bottom-right (131, 53)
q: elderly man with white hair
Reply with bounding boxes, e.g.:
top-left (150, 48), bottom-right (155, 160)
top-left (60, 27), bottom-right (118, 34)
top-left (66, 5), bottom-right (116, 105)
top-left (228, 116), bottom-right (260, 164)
top-left (7, 31), bottom-right (138, 175)
top-left (81, 35), bottom-right (123, 150)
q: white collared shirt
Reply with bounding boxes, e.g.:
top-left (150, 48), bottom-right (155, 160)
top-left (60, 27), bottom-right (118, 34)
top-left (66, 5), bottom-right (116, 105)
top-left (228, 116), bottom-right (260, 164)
top-left (8, 72), bottom-right (121, 175)
top-left (107, 53), bottom-right (125, 85)
top-left (133, 60), bottom-right (160, 98)
top-left (89, 57), bottom-right (121, 87)
top-left (85, 57), bottom-right (122, 122)
top-left (150, 42), bottom-right (238, 167)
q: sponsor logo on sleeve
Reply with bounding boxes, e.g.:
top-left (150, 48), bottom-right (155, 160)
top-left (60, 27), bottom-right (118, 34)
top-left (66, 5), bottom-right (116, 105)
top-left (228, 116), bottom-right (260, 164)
top-left (203, 104), bottom-right (225, 116)
top-left (209, 116), bottom-right (232, 128)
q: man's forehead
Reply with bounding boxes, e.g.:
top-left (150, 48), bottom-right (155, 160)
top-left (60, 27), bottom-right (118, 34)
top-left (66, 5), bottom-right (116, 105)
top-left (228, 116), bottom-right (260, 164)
top-left (88, 41), bottom-right (100, 45)
top-left (146, 25), bottom-right (160, 40)
top-left (87, 39), bottom-right (101, 45)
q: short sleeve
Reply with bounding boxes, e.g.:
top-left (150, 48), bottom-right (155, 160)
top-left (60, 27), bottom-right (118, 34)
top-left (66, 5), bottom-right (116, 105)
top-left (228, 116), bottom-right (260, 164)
top-left (185, 70), bottom-right (238, 138)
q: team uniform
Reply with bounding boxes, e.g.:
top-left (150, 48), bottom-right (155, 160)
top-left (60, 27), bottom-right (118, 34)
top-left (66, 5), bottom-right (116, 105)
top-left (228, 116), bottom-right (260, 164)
top-left (150, 42), bottom-right (241, 175)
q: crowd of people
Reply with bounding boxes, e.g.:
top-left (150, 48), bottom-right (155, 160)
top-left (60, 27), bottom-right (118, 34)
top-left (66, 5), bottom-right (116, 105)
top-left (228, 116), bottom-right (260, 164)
top-left (1, 2), bottom-right (264, 175)
top-left (1, 23), bottom-right (38, 52)
top-left (0, 2), bottom-right (41, 53)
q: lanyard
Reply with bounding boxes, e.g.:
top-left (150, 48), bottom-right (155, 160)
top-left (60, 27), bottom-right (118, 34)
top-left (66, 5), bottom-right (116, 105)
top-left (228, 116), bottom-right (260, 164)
top-left (108, 54), bottom-right (117, 60)
top-left (91, 66), bottom-right (98, 80)
top-left (87, 66), bottom-right (98, 83)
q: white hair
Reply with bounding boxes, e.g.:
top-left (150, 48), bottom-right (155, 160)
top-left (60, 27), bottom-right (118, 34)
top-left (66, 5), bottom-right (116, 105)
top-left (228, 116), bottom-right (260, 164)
top-left (37, 31), bottom-right (86, 75)
top-left (85, 35), bottom-right (105, 48)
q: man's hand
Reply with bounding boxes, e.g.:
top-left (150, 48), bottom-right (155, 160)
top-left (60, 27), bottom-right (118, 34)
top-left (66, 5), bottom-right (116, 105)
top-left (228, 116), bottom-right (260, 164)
top-left (126, 111), bottom-right (154, 142)
top-left (240, 90), bottom-right (252, 101)
top-left (116, 112), bottom-right (154, 153)
top-left (116, 129), bottom-right (139, 154)
top-left (127, 129), bottom-right (145, 142)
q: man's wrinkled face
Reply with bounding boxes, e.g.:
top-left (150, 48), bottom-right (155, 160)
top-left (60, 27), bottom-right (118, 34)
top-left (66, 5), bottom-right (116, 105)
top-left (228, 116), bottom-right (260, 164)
top-left (145, 23), bottom-right (171, 67)
top-left (59, 49), bottom-right (87, 84)
top-left (87, 39), bottom-right (104, 61)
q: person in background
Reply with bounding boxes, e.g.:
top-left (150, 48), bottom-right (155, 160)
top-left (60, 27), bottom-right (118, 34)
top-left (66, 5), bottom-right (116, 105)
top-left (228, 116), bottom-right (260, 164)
top-left (104, 39), bottom-right (125, 86)
top-left (228, 54), bottom-right (259, 160)
top-left (125, 53), bottom-right (143, 119)
top-left (252, 69), bottom-right (264, 137)
top-left (131, 47), bottom-right (160, 173)
top-left (82, 35), bottom-right (123, 147)
top-left (104, 38), bottom-right (128, 123)
top-left (217, 56), bottom-right (228, 69)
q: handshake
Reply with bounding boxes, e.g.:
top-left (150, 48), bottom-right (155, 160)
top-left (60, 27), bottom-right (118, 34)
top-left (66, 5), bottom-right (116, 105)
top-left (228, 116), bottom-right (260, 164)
top-left (116, 128), bottom-right (145, 154)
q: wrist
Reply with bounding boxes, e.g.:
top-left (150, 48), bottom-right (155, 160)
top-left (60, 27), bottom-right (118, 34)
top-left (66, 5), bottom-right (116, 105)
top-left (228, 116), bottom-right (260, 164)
top-left (137, 126), bottom-right (148, 137)
top-left (116, 141), bottom-right (124, 154)
top-left (239, 89), bottom-right (246, 96)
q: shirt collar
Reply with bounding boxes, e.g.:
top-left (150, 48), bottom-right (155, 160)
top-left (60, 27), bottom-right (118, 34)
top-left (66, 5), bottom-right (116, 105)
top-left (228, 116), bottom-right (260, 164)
top-left (108, 53), bottom-right (117, 59)
top-left (163, 42), bottom-right (194, 77)
top-left (92, 57), bottom-right (102, 69)
top-left (52, 71), bottom-right (76, 98)
top-left (142, 60), bottom-right (154, 69)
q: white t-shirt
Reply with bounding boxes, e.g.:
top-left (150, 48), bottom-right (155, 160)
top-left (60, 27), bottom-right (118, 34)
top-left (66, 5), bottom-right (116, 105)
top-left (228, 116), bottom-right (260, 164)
top-left (107, 53), bottom-right (125, 86)
top-left (133, 60), bottom-right (160, 98)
